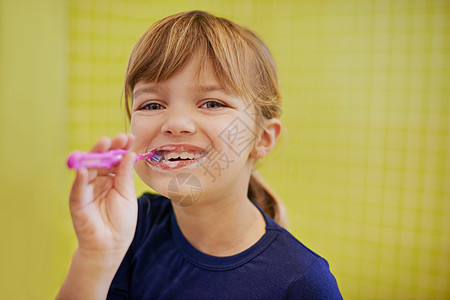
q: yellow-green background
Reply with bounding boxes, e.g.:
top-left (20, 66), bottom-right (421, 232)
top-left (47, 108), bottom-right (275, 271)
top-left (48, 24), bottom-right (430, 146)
top-left (0, 0), bottom-right (448, 299)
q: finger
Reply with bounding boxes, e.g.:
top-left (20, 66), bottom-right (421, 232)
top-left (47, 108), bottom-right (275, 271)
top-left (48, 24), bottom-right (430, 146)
top-left (86, 134), bottom-right (131, 177)
top-left (69, 168), bottom-right (91, 210)
top-left (114, 151), bottom-right (137, 200)
top-left (90, 136), bottom-right (113, 176)
top-left (110, 133), bottom-right (129, 150)
top-left (124, 134), bottom-right (135, 151)
top-left (90, 136), bottom-right (112, 153)
top-left (87, 167), bottom-right (100, 183)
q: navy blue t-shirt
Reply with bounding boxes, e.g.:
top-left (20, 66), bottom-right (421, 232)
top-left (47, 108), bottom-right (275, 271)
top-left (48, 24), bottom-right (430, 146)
top-left (107, 193), bottom-right (342, 299)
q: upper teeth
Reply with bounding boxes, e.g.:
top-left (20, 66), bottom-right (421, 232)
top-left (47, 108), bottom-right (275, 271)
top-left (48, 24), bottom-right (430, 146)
top-left (165, 151), bottom-right (197, 160)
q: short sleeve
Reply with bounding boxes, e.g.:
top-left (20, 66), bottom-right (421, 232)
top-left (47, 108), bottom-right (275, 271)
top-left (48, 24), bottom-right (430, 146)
top-left (285, 258), bottom-right (343, 299)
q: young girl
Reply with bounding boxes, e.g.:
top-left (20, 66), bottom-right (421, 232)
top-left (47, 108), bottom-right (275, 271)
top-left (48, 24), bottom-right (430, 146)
top-left (57, 10), bottom-right (342, 299)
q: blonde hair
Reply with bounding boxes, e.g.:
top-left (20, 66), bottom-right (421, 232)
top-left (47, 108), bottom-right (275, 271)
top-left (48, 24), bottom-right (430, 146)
top-left (124, 10), bottom-right (287, 227)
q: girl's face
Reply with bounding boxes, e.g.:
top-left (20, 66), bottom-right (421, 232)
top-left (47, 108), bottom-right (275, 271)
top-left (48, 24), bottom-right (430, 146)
top-left (130, 54), bottom-right (261, 207)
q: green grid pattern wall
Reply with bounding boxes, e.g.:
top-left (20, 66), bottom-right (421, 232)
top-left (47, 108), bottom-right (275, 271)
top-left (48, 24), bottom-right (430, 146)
top-left (68, 0), bottom-right (449, 299)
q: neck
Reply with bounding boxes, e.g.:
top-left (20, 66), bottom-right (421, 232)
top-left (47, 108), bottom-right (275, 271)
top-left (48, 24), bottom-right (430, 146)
top-left (172, 194), bottom-right (266, 257)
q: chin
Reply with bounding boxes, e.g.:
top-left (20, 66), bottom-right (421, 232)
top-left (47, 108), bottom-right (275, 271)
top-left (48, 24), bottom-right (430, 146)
top-left (147, 172), bottom-right (204, 208)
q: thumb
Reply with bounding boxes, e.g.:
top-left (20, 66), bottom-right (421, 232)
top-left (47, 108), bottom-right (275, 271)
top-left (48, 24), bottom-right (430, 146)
top-left (69, 168), bottom-right (92, 210)
top-left (114, 151), bottom-right (137, 200)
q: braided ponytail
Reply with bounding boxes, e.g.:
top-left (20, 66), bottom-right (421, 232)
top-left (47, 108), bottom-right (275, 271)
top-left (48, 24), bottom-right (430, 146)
top-left (248, 170), bottom-right (288, 228)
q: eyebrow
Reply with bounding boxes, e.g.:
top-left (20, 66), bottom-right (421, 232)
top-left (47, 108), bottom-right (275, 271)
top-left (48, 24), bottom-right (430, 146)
top-left (197, 84), bottom-right (232, 95)
top-left (133, 86), bottom-right (159, 98)
top-left (133, 84), bottom-right (231, 98)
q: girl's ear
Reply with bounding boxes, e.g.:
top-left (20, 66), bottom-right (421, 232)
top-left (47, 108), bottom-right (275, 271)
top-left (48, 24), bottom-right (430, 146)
top-left (252, 118), bottom-right (282, 159)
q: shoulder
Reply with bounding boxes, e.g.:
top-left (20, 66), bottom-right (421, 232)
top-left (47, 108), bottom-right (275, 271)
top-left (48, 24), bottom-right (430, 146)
top-left (268, 227), bottom-right (323, 271)
top-left (263, 216), bottom-right (325, 273)
top-left (284, 257), bottom-right (343, 299)
top-left (262, 218), bottom-right (342, 298)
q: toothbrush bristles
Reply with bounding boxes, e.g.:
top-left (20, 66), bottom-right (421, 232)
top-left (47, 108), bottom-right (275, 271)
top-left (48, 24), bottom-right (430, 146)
top-left (150, 152), bottom-right (163, 163)
top-left (135, 151), bottom-right (163, 163)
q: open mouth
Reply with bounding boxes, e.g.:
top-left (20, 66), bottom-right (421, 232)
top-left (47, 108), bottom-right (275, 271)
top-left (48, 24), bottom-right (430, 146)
top-left (145, 145), bottom-right (207, 170)
top-left (161, 151), bottom-right (204, 162)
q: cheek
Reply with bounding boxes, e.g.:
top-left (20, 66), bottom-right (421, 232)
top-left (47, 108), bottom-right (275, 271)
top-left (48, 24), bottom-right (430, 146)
top-left (130, 117), bottom-right (159, 151)
top-left (215, 117), bottom-right (259, 159)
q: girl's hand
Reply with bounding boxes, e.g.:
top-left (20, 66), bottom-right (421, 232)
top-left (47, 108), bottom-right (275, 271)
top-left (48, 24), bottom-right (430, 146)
top-left (68, 133), bottom-right (138, 260)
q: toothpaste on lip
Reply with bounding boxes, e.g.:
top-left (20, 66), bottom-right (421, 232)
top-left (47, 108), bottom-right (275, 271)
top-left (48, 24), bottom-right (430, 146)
top-left (145, 148), bottom-right (207, 171)
top-left (149, 145), bottom-right (206, 162)
top-left (145, 154), bottom-right (207, 171)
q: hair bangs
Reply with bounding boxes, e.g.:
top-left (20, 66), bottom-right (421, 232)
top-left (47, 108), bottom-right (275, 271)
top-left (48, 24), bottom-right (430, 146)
top-left (124, 11), bottom-right (281, 120)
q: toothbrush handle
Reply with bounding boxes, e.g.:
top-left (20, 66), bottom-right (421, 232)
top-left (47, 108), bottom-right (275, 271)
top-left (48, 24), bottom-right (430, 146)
top-left (67, 149), bottom-right (127, 170)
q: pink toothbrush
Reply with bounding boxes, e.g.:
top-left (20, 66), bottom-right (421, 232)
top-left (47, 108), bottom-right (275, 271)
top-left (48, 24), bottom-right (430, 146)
top-left (67, 149), bottom-right (163, 170)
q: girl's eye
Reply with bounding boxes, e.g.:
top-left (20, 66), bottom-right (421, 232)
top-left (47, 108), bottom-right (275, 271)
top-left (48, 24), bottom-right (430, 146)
top-left (141, 103), bottom-right (165, 110)
top-left (201, 100), bottom-right (226, 109)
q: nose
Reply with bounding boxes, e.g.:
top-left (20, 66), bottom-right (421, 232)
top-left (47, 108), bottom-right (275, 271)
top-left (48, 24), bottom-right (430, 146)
top-left (161, 107), bottom-right (196, 136)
